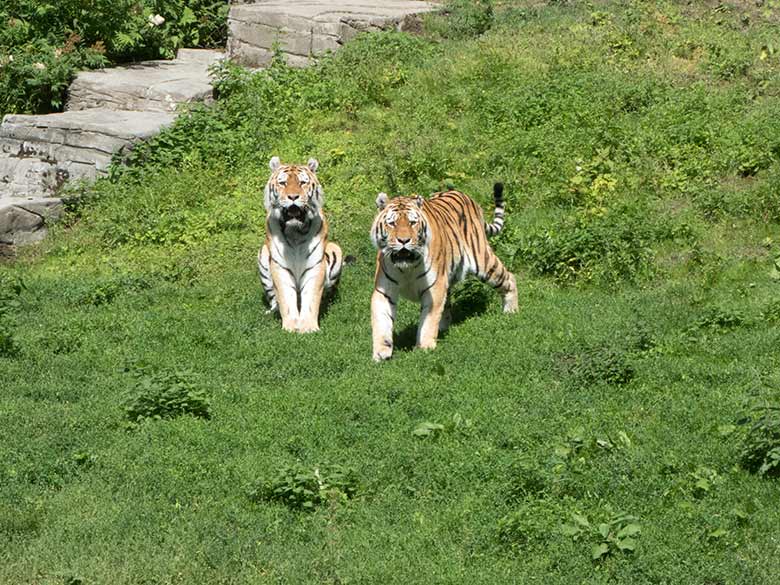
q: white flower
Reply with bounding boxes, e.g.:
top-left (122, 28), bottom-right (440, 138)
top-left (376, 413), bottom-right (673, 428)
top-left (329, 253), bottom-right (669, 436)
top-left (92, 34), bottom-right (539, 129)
top-left (148, 14), bottom-right (165, 27)
top-left (34, 62), bottom-right (46, 70)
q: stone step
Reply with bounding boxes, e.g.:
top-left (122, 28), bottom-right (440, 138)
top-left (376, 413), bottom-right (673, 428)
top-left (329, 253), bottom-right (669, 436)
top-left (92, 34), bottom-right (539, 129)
top-left (67, 49), bottom-right (224, 113)
top-left (0, 196), bottom-right (63, 246)
top-left (227, 0), bottom-right (437, 68)
top-left (0, 109), bottom-right (177, 198)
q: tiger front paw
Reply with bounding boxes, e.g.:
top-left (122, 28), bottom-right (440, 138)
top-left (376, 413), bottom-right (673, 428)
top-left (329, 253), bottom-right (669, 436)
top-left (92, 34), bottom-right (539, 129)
top-left (373, 339), bottom-right (393, 362)
top-left (297, 322), bottom-right (320, 334)
top-left (373, 349), bottom-right (392, 362)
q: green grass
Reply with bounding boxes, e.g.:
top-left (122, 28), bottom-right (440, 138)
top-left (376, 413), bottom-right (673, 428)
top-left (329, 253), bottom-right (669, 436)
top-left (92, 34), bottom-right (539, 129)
top-left (2, 1), bottom-right (780, 583)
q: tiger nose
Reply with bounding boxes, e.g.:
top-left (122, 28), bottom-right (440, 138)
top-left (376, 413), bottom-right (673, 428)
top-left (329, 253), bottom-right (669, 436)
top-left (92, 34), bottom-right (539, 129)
top-left (397, 237), bottom-right (411, 245)
top-left (288, 194), bottom-right (300, 202)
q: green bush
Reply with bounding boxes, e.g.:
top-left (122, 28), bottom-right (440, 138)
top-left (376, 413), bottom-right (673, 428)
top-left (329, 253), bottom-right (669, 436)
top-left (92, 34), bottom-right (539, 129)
top-left (124, 368), bottom-right (211, 425)
top-left (498, 499), bottom-right (558, 547)
top-left (426, 0), bottom-right (494, 39)
top-left (0, 275), bottom-right (24, 358)
top-left (248, 463), bottom-right (360, 511)
top-left (740, 407), bottom-right (780, 477)
top-left (0, 1), bottom-right (229, 116)
top-left (563, 346), bottom-right (635, 387)
top-left (517, 207), bottom-right (657, 285)
top-left (694, 306), bottom-right (748, 330)
top-left (562, 510), bottom-right (641, 561)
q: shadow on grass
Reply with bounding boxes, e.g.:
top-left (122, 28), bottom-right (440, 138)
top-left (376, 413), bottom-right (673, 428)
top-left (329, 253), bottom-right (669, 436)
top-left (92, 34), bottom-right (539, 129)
top-left (393, 280), bottom-right (495, 351)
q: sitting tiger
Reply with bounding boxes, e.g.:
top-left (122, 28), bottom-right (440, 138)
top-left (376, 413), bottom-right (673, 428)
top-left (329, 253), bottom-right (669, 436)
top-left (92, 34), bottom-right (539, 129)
top-left (257, 156), bottom-right (343, 333)
top-left (370, 183), bottom-right (518, 361)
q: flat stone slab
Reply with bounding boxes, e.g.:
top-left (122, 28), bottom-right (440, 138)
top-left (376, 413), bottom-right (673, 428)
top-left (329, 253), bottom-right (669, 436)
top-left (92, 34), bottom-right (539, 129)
top-left (0, 109), bottom-right (176, 195)
top-left (228, 0), bottom-right (438, 67)
top-left (0, 196), bottom-right (63, 246)
top-left (67, 49), bottom-right (223, 113)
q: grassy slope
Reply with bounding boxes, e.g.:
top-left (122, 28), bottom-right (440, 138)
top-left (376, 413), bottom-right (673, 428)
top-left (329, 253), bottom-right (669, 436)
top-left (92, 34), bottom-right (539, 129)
top-left (2, 2), bottom-right (780, 583)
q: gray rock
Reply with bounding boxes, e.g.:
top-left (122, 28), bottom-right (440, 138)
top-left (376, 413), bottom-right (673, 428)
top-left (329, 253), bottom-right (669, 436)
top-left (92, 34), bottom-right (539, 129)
top-left (0, 197), bottom-right (63, 245)
top-left (0, 109), bottom-right (176, 198)
top-left (67, 50), bottom-right (223, 113)
top-left (227, 0), bottom-right (438, 67)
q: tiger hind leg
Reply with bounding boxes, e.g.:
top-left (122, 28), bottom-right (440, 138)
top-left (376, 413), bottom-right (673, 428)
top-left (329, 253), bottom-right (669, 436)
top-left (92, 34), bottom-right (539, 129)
top-left (477, 253), bottom-right (518, 313)
top-left (257, 244), bottom-right (278, 314)
top-left (324, 242), bottom-right (343, 292)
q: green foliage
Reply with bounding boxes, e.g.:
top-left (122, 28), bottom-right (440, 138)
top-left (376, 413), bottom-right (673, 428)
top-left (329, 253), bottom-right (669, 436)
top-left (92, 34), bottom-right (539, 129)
top-left (248, 463), bottom-right (359, 511)
top-left (517, 207), bottom-right (657, 285)
top-left (123, 367), bottom-right (211, 425)
top-left (0, 274), bottom-right (24, 358)
top-left (561, 510), bottom-right (641, 561)
top-left (0, 39), bottom-right (107, 115)
top-left (411, 414), bottom-right (472, 438)
top-left (694, 306), bottom-right (748, 330)
top-left (0, 1), bottom-right (228, 116)
top-left (562, 345), bottom-right (635, 387)
top-left (426, 0), bottom-right (494, 39)
top-left (761, 299), bottom-right (780, 323)
top-left (740, 407), bottom-right (780, 477)
top-left (497, 499), bottom-right (558, 547)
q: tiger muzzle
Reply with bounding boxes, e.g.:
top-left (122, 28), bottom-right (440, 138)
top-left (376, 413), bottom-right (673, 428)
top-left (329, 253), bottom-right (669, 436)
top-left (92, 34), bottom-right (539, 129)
top-left (390, 248), bottom-right (420, 264)
top-left (282, 204), bottom-right (307, 223)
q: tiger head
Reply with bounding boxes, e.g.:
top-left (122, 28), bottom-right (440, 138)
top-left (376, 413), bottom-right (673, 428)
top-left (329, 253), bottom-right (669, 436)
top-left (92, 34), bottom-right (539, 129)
top-left (371, 193), bottom-right (430, 269)
top-left (264, 156), bottom-right (323, 227)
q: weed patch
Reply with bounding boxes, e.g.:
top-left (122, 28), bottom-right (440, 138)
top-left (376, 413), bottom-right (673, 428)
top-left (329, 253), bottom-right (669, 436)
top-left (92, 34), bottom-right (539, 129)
top-left (560, 346), bottom-right (635, 387)
top-left (694, 306), bottom-right (749, 331)
top-left (517, 207), bottom-right (657, 285)
top-left (497, 498), bottom-right (559, 548)
top-left (0, 274), bottom-right (24, 358)
top-left (123, 367), bottom-right (211, 426)
top-left (425, 0), bottom-right (494, 39)
top-left (562, 509), bottom-right (641, 561)
top-left (248, 463), bottom-right (359, 511)
top-left (740, 407), bottom-right (780, 477)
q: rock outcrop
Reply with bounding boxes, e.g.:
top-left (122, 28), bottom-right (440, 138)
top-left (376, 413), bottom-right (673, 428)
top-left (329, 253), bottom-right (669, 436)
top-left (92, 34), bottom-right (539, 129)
top-left (1, 2), bottom-right (441, 249)
top-left (0, 49), bottom-right (222, 246)
top-left (227, 1), bottom-right (437, 68)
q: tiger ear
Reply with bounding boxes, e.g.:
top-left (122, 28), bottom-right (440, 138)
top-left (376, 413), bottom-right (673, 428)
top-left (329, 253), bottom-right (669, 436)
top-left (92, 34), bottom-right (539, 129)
top-left (269, 156), bottom-right (281, 171)
top-left (415, 194), bottom-right (424, 208)
top-left (376, 192), bottom-right (388, 210)
top-left (307, 158), bottom-right (319, 172)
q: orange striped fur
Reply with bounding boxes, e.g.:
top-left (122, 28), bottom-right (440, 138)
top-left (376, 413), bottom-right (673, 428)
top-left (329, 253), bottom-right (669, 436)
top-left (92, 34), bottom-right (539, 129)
top-left (370, 184), bottom-right (518, 360)
top-left (258, 156), bottom-right (342, 333)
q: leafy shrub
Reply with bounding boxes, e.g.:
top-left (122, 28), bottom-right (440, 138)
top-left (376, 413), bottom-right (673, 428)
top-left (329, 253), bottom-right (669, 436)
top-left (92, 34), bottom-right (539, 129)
top-left (0, 274), bottom-right (24, 358)
top-left (124, 368), bottom-right (211, 425)
top-left (75, 274), bottom-right (151, 306)
top-left (498, 499), bottom-right (558, 547)
top-left (561, 510), bottom-right (641, 561)
top-left (761, 299), bottom-right (780, 323)
top-left (740, 407), bottom-right (780, 477)
top-left (426, 0), bottom-right (494, 39)
top-left (0, 1), bottom-right (228, 116)
top-left (0, 39), bottom-right (108, 115)
top-left (248, 463), bottom-right (359, 511)
top-left (517, 207), bottom-right (657, 285)
top-left (694, 306), bottom-right (747, 330)
top-left (117, 33), bottom-right (433, 179)
top-left (561, 346), bottom-right (635, 387)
